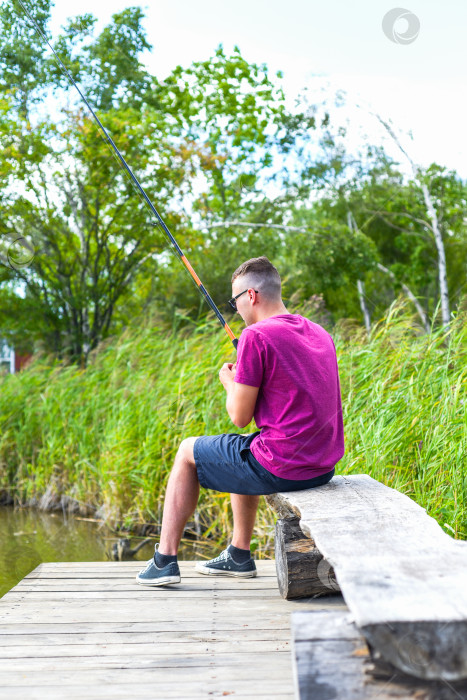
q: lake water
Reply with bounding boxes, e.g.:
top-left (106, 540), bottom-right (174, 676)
top-left (0, 506), bottom-right (246, 598)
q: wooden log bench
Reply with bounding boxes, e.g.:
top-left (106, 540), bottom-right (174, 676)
top-left (265, 474), bottom-right (467, 682)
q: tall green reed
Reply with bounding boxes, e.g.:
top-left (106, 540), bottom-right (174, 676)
top-left (0, 297), bottom-right (465, 547)
top-left (337, 298), bottom-right (467, 538)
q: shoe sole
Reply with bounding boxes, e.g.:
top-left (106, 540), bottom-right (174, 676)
top-left (195, 563), bottom-right (257, 578)
top-left (135, 574), bottom-right (181, 586)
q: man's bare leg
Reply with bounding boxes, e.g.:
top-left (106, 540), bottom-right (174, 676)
top-left (158, 437), bottom-right (199, 556)
top-left (231, 494), bottom-right (260, 550)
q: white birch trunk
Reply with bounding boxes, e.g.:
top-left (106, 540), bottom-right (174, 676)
top-left (356, 279), bottom-right (371, 335)
top-left (419, 182), bottom-right (450, 326)
top-left (82, 307), bottom-right (90, 361)
top-left (377, 262), bottom-right (430, 332)
top-left (374, 115), bottom-right (451, 327)
top-left (347, 211), bottom-right (371, 334)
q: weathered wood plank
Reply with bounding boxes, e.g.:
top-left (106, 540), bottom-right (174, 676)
top-left (0, 620), bottom-right (293, 633)
top-left (0, 639), bottom-right (292, 657)
top-left (0, 689), bottom-right (290, 700)
top-left (17, 575), bottom-right (278, 585)
top-left (0, 603), bottom-right (347, 627)
top-left (7, 577), bottom-right (280, 591)
top-left (292, 610), bottom-right (467, 700)
top-left (0, 684), bottom-right (292, 700)
top-left (23, 560), bottom-right (277, 570)
top-left (268, 474), bottom-right (467, 681)
top-left (0, 599), bottom-right (319, 625)
top-left (2, 590), bottom-right (284, 601)
top-left (0, 651), bottom-right (293, 671)
top-left (0, 600), bottom-right (345, 620)
top-left (18, 564), bottom-right (276, 581)
top-left (0, 664), bottom-right (291, 683)
top-left (0, 629), bottom-right (292, 645)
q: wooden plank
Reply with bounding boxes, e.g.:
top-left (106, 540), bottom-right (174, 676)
top-left (23, 561), bottom-right (277, 570)
top-left (0, 594), bottom-right (346, 610)
top-left (0, 629), bottom-right (294, 645)
top-left (0, 620), bottom-right (293, 634)
top-left (0, 684), bottom-right (292, 700)
top-left (0, 605), bottom-right (347, 627)
top-left (21, 567), bottom-right (278, 576)
top-left (0, 665), bottom-right (291, 684)
top-left (0, 601), bottom-right (346, 620)
top-left (0, 599), bottom-right (347, 620)
top-left (1, 590), bottom-right (285, 601)
top-left (17, 576), bottom-right (279, 586)
top-left (7, 579), bottom-right (281, 592)
top-left (0, 639), bottom-right (292, 657)
top-left (291, 610), bottom-right (467, 700)
top-left (0, 689), bottom-right (290, 700)
top-left (0, 651), bottom-right (294, 671)
top-left (267, 474), bottom-right (467, 681)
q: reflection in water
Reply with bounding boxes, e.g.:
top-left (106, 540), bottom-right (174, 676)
top-left (1, 505), bottom-right (113, 597)
top-left (0, 506), bottom-right (269, 597)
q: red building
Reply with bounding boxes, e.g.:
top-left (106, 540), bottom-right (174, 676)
top-left (0, 340), bottom-right (32, 374)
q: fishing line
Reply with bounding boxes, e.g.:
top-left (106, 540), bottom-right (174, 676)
top-left (14, 0), bottom-right (238, 349)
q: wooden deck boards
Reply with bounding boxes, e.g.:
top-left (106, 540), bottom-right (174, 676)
top-left (0, 560), bottom-right (347, 699)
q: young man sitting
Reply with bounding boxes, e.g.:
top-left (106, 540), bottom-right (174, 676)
top-left (136, 256), bottom-right (344, 585)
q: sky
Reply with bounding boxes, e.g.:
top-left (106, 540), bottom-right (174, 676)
top-left (44, 0), bottom-right (466, 179)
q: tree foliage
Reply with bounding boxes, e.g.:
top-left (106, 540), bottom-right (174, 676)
top-left (0, 2), bottom-right (466, 361)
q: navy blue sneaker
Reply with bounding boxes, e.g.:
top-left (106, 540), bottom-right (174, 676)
top-left (135, 547), bottom-right (180, 586)
top-left (195, 547), bottom-right (257, 578)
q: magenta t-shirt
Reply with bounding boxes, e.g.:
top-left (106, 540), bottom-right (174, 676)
top-left (234, 314), bottom-right (345, 479)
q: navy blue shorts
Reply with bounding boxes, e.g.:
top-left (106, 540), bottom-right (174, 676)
top-left (193, 431), bottom-right (335, 496)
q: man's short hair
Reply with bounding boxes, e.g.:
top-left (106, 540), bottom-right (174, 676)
top-left (231, 256), bottom-right (282, 302)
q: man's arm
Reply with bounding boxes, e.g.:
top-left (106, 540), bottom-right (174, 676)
top-left (219, 362), bottom-right (259, 429)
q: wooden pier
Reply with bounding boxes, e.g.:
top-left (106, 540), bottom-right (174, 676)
top-left (0, 560), bottom-right (347, 699)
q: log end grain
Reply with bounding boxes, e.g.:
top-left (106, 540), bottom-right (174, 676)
top-left (275, 518), bottom-right (341, 600)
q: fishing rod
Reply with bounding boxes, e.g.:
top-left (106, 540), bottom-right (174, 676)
top-left (15, 0), bottom-right (238, 349)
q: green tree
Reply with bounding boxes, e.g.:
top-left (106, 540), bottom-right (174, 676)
top-left (0, 7), bottom-right (294, 358)
top-left (347, 159), bottom-right (467, 327)
top-left (0, 0), bottom-right (52, 117)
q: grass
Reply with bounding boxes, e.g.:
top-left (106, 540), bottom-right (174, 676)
top-left (338, 299), bottom-right (467, 538)
top-left (0, 296), bottom-right (466, 551)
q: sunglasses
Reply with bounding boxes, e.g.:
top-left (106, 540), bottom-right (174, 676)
top-left (228, 289), bottom-right (259, 312)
